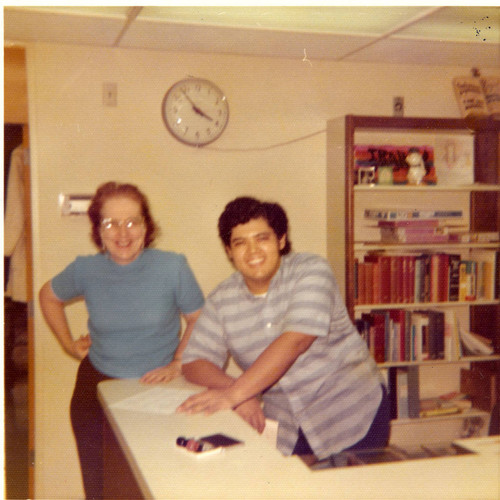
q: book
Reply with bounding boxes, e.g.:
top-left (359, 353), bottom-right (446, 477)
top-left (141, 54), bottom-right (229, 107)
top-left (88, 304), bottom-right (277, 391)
top-left (448, 231), bottom-right (500, 243)
top-left (389, 309), bottom-right (407, 361)
top-left (364, 254), bottom-right (391, 304)
top-left (364, 208), bottom-right (463, 221)
top-left (356, 261), bottom-right (366, 305)
top-left (469, 249), bottom-right (498, 300)
top-left (407, 367), bottom-right (420, 418)
top-left (443, 309), bottom-right (461, 361)
top-left (459, 328), bottom-right (494, 356)
top-left (419, 405), bottom-right (461, 418)
top-left (424, 309), bottom-right (445, 360)
top-left (377, 219), bottom-right (441, 228)
top-left (410, 312), bottom-right (429, 361)
top-left (371, 311), bottom-right (389, 363)
top-left (360, 312), bottom-right (386, 362)
top-left (403, 255), bottom-right (416, 303)
top-left (430, 253), bottom-right (450, 303)
top-left (452, 76), bottom-right (489, 119)
top-left (380, 226), bottom-right (449, 244)
top-left (447, 254), bottom-right (461, 301)
top-left (396, 369), bottom-right (409, 419)
top-left (458, 260), bottom-right (477, 301)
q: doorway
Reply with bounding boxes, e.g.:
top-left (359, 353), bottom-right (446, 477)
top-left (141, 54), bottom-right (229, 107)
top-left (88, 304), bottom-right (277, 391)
top-left (4, 123), bottom-right (30, 499)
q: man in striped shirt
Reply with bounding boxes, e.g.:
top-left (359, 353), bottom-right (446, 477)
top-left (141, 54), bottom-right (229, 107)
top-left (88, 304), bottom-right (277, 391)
top-left (178, 197), bottom-right (389, 459)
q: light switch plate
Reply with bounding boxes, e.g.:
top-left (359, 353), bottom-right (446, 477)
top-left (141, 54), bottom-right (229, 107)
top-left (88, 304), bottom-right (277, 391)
top-left (59, 193), bottom-right (92, 215)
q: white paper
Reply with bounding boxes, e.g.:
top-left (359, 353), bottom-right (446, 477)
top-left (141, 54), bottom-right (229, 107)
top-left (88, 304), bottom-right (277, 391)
top-left (262, 418), bottom-right (279, 446)
top-left (111, 386), bottom-right (200, 415)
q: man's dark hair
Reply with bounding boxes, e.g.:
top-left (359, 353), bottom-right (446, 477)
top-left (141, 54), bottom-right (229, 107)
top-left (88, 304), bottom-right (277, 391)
top-left (218, 196), bottom-right (291, 255)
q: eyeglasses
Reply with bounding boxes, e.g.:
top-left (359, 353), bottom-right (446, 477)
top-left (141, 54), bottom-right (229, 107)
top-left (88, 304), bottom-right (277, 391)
top-left (100, 217), bottom-right (145, 232)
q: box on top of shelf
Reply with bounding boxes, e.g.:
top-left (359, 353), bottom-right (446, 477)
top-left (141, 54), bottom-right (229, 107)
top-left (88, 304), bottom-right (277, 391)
top-left (354, 144), bottom-right (436, 185)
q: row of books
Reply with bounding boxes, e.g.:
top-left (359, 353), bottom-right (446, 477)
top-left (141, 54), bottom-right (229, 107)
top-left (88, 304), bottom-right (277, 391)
top-left (356, 309), bottom-right (453, 364)
top-left (356, 308), bottom-right (494, 364)
top-left (354, 249), bottom-right (500, 305)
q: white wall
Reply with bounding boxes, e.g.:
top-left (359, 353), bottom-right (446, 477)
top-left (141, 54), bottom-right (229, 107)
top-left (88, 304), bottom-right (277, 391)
top-left (27, 41), bottom-right (499, 498)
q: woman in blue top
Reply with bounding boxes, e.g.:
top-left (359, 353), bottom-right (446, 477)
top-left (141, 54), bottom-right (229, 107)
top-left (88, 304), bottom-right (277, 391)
top-left (39, 181), bottom-right (204, 499)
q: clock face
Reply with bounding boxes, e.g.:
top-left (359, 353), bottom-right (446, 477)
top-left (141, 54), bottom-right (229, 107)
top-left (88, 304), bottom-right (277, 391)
top-left (162, 78), bottom-right (229, 147)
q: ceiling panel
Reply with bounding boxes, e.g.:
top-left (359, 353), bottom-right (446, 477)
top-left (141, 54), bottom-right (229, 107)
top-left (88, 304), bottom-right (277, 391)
top-left (138, 6), bottom-right (430, 36)
top-left (397, 6), bottom-right (500, 42)
top-left (344, 36), bottom-right (500, 68)
top-left (4, 6), bottom-right (500, 68)
top-left (4, 7), bottom-right (124, 47)
top-left (120, 19), bottom-right (375, 61)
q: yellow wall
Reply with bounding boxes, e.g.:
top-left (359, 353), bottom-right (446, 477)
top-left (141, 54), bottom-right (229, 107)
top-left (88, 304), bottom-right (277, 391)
top-left (26, 41), bottom-right (499, 498)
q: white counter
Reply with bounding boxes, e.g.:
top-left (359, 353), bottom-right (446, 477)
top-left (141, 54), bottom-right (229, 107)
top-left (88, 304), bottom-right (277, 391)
top-left (98, 378), bottom-right (500, 500)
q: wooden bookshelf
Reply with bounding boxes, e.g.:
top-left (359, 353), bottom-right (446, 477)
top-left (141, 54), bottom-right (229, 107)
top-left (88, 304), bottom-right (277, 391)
top-left (326, 115), bottom-right (500, 430)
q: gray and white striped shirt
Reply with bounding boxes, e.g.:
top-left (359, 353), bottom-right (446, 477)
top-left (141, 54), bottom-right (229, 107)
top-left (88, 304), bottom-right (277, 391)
top-left (183, 252), bottom-right (384, 459)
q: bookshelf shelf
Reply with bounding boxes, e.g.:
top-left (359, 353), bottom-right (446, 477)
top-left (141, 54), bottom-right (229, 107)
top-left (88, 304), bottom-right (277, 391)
top-left (355, 242), bottom-right (500, 251)
top-left (391, 408), bottom-right (490, 426)
top-left (327, 115), bottom-right (500, 433)
top-left (355, 299), bottom-right (500, 311)
top-left (378, 354), bottom-right (500, 368)
top-left (354, 183), bottom-right (500, 193)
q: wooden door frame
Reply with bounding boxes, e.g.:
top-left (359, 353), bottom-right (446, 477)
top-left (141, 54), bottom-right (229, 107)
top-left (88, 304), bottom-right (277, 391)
top-left (22, 124), bottom-right (35, 499)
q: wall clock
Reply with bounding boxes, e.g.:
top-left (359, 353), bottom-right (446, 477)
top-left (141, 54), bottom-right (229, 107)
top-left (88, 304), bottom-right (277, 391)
top-left (162, 78), bottom-right (229, 147)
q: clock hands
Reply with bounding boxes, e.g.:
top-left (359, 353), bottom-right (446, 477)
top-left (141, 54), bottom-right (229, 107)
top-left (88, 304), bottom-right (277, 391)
top-left (181, 90), bottom-right (213, 121)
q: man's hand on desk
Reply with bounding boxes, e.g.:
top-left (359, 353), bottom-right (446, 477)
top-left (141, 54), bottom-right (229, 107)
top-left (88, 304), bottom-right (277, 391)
top-left (140, 360), bottom-right (182, 384)
top-left (177, 388), bottom-right (266, 433)
top-left (176, 386), bottom-right (239, 414)
top-left (234, 398), bottom-right (266, 434)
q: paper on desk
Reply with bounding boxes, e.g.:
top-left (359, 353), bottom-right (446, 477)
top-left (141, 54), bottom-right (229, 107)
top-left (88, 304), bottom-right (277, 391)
top-left (110, 386), bottom-right (200, 415)
top-left (263, 418), bottom-right (278, 446)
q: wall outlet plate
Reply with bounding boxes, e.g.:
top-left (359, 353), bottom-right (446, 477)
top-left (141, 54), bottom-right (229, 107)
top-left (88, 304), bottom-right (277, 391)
top-left (393, 96), bottom-right (404, 116)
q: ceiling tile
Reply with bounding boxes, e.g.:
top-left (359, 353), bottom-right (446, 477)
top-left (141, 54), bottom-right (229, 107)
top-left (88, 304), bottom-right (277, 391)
top-left (138, 6), bottom-right (429, 35)
top-left (4, 7), bottom-right (125, 47)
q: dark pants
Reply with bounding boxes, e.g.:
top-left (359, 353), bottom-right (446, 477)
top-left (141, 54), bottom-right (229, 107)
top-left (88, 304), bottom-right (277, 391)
top-left (70, 357), bottom-right (112, 500)
top-left (292, 384), bottom-right (390, 456)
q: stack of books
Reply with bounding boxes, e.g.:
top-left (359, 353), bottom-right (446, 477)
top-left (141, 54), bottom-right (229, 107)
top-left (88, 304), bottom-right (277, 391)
top-left (364, 207), bottom-right (499, 244)
top-left (378, 219), bottom-right (450, 244)
top-left (364, 208), bottom-right (464, 244)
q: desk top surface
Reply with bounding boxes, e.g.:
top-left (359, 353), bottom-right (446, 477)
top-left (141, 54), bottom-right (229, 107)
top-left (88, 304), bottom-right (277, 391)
top-left (98, 377), bottom-right (500, 500)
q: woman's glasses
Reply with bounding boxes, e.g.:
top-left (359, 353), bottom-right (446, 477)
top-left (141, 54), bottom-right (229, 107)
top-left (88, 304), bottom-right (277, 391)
top-left (100, 217), bottom-right (144, 232)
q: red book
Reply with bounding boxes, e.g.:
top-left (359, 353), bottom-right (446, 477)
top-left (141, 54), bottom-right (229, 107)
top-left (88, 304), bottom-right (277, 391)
top-left (370, 312), bottom-right (387, 363)
top-left (364, 262), bottom-right (374, 304)
top-left (404, 255), bottom-right (416, 303)
top-left (390, 257), bottom-right (398, 303)
top-left (430, 253), bottom-right (450, 302)
top-left (357, 263), bottom-right (366, 305)
top-left (364, 254), bottom-right (391, 304)
top-left (396, 256), bottom-right (405, 303)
